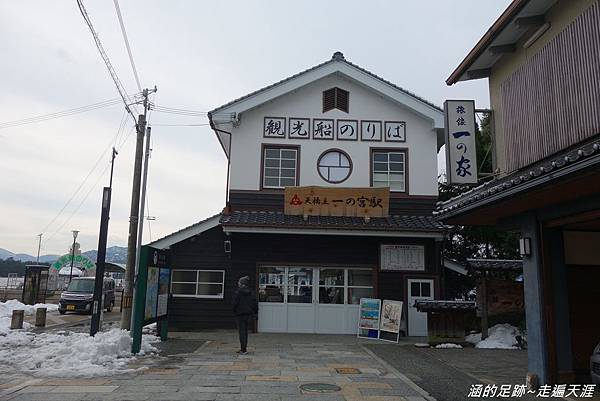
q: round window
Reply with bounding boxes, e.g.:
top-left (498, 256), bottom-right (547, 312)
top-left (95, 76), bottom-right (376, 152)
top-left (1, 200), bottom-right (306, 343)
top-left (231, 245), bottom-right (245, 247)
top-left (317, 149), bottom-right (352, 184)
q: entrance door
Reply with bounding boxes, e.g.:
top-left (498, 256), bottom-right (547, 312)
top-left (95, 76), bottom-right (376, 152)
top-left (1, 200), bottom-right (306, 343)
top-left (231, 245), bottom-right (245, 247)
top-left (407, 279), bottom-right (434, 336)
top-left (286, 267), bottom-right (315, 333)
top-left (258, 266), bottom-right (374, 334)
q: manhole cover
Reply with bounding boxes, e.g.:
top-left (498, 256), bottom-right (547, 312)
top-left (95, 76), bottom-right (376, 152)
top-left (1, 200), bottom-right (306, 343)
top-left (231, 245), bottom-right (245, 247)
top-left (300, 383), bottom-right (342, 393)
top-left (335, 367), bottom-right (361, 374)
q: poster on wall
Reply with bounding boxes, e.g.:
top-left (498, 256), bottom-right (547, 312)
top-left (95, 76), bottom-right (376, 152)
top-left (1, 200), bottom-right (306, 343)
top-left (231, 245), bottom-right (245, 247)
top-left (157, 268), bottom-right (170, 317)
top-left (358, 298), bottom-right (381, 330)
top-left (144, 266), bottom-right (159, 320)
top-left (380, 245), bottom-right (425, 271)
top-left (380, 300), bottom-right (403, 333)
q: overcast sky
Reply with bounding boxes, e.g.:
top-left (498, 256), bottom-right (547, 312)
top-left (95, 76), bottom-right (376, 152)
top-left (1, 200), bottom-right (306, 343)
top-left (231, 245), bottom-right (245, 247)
top-left (0, 1), bottom-right (510, 256)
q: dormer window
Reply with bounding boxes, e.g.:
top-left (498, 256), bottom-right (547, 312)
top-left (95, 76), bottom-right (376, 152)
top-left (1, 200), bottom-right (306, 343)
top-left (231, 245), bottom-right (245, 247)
top-left (322, 87), bottom-right (349, 113)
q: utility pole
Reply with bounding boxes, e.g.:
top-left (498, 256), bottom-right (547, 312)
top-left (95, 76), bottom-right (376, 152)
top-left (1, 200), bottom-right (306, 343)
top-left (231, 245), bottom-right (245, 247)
top-left (121, 87), bottom-right (156, 330)
top-left (130, 125), bottom-right (151, 329)
top-left (36, 234), bottom-right (42, 263)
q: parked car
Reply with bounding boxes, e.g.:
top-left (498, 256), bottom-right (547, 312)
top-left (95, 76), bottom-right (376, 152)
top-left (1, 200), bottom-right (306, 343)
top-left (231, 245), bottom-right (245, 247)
top-left (58, 277), bottom-right (115, 314)
top-left (592, 341), bottom-right (600, 384)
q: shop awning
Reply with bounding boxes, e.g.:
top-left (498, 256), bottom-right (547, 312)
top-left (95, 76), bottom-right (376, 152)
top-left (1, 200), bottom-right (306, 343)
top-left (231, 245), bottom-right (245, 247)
top-left (435, 137), bottom-right (600, 225)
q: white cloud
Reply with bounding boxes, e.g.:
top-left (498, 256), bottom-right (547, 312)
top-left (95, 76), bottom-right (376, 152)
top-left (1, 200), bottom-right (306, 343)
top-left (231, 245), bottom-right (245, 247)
top-left (0, 0), bottom-right (510, 255)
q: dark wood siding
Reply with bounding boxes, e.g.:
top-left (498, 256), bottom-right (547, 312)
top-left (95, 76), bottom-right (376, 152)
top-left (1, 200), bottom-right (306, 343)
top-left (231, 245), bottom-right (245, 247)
top-left (168, 226), bottom-right (250, 330)
top-left (501, 2), bottom-right (600, 172)
top-left (232, 232), bottom-right (441, 321)
top-left (167, 227), bottom-right (441, 331)
top-left (229, 190), bottom-right (437, 215)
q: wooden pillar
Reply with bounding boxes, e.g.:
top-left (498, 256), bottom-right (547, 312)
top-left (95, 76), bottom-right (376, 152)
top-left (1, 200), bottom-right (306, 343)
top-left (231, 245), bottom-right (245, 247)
top-left (481, 271), bottom-right (489, 340)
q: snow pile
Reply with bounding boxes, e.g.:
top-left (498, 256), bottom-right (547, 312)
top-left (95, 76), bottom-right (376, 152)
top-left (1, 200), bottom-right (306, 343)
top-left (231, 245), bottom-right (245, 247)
top-left (0, 299), bottom-right (58, 317)
top-left (466, 323), bottom-right (522, 349)
top-left (0, 328), bottom-right (160, 377)
top-left (435, 343), bottom-right (463, 349)
top-left (0, 300), bottom-right (58, 334)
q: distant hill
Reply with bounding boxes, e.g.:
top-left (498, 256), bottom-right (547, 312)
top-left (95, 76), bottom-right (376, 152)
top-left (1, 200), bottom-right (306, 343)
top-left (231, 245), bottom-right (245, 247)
top-left (82, 246), bottom-right (128, 264)
top-left (0, 248), bottom-right (59, 263)
top-left (0, 246), bottom-right (127, 264)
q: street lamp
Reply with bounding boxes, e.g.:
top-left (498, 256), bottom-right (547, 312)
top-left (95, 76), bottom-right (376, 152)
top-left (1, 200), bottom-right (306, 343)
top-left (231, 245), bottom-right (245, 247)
top-left (69, 230), bottom-right (79, 284)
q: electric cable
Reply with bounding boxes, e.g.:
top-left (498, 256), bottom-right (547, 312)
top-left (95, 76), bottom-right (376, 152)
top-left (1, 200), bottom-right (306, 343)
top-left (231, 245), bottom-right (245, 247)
top-left (113, 0), bottom-right (142, 93)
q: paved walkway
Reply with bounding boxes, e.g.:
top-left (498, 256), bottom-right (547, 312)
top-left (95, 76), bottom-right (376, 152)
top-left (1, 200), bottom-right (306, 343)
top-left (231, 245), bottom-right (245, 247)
top-left (0, 331), bottom-right (435, 401)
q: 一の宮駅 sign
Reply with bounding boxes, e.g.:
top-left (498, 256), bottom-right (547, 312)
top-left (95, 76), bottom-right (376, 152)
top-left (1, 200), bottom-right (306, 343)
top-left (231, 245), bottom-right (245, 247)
top-left (284, 186), bottom-right (389, 218)
top-left (444, 100), bottom-right (478, 184)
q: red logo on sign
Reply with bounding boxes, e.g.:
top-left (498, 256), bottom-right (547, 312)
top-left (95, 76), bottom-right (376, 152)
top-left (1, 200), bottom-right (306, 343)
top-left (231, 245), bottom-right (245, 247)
top-left (289, 194), bottom-right (303, 205)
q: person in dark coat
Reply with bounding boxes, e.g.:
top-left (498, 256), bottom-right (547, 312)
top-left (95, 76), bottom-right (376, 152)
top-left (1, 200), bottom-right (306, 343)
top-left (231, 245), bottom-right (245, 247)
top-left (232, 276), bottom-right (258, 354)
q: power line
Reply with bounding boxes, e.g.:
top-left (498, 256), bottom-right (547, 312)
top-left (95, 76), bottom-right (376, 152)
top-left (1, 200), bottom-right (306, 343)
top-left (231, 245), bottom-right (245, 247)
top-left (0, 98), bottom-right (123, 130)
top-left (113, 0), bottom-right (142, 93)
top-left (150, 123), bottom-right (210, 127)
top-left (40, 118), bottom-right (133, 237)
top-left (76, 0), bottom-right (139, 121)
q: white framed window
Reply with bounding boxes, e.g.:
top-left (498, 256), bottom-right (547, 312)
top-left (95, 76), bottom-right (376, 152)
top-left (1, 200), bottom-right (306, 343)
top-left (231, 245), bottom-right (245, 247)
top-left (171, 269), bottom-right (225, 299)
top-left (372, 150), bottom-right (406, 192)
top-left (262, 147), bottom-right (299, 189)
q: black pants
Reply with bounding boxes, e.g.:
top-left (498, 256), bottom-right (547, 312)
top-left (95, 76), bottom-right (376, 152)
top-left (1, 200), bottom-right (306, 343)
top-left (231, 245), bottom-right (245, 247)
top-left (236, 314), bottom-right (251, 352)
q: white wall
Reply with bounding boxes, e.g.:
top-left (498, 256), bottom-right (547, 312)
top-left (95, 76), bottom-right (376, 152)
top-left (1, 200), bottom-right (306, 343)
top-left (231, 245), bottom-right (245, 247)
top-left (229, 74), bottom-right (438, 196)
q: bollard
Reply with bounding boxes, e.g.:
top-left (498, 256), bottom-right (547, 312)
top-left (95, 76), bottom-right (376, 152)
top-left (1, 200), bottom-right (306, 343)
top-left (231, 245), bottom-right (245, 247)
top-left (10, 310), bottom-right (24, 329)
top-left (35, 307), bottom-right (47, 327)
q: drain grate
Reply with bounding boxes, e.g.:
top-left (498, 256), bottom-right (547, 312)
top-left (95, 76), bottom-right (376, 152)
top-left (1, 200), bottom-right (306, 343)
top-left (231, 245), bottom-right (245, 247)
top-left (335, 367), bottom-right (361, 374)
top-left (300, 383), bottom-right (342, 393)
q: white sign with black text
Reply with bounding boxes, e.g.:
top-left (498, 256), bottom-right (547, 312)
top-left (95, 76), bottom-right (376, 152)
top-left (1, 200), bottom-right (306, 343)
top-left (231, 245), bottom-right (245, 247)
top-left (380, 245), bottom-right (425, 271)
top-left (444, 100), bottom-right (478, 184)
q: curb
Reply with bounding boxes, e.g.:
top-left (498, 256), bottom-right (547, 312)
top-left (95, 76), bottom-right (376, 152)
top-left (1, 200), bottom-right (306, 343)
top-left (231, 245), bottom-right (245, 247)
top-left (360, 343), bottom-right (437, 401)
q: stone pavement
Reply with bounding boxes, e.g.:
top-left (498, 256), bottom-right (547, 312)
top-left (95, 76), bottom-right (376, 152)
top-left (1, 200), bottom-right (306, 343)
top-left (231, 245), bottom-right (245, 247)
top-left (0, 331), bottom-right (435, 401)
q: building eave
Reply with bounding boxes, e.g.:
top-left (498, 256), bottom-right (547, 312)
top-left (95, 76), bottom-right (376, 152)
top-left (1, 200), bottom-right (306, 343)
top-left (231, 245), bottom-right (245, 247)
top-left (209, 52), bottom-right (445, 130)
top-left (221, 225), bottom-right (445, 239)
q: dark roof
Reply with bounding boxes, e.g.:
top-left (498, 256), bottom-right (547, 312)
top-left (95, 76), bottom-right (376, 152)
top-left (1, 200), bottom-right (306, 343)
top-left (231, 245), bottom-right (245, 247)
top-left (148, 213), bottom-right (221, 246)
top-left (209, 52), bottom-right (443, 114)
top-left (414, 300), bottom-right (476, 312)
top-left (467, 259), bottom-right (523, 272)
top-left (446, 0), bottom-right (529, 85)
top-left (435, 137), bottom-right (600, 218)
top-left (220, 210), bottom-right (446, 233)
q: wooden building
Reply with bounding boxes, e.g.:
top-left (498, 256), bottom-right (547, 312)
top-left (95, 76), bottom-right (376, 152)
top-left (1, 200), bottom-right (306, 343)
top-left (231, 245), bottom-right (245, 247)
top-left (437, 0), bottom-right (600, 385)
top-left (150, 52), bottom-right (446, 335)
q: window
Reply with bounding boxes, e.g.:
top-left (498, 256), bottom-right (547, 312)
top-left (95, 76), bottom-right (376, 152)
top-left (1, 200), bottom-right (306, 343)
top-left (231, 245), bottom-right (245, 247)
top-left (318, 269), bottom-right (345, 304)
top-left (263, 147), bottom-right (298, 188)
top-left (317, 150), bottom-right (352, 184)
top-left (287, 267), bottom-right (312, 304)
top-left (372, 150), bottom-right (406, 192)
top-left (258, 266), bottom-right (285, 303)
top-left (258, 266), bottom-right (374, 305)
top-left (171, 269), bottom-right (225, 299)
top-left (323, 87), bottom-right (349, 113)
top-left (347, 269), bottom-right (374, 305)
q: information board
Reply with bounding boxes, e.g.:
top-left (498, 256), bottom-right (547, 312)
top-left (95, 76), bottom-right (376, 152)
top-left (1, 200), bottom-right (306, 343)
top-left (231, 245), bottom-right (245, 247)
top-left (380, 245), bottom-right (425, 271)
top-left (132, 246), bottom-right (171, 354)
top-left (144, 266), bottom-right (159, 320)
top-left (358, 298), bottom-right (381, 340)
top-left (379, 299), bottom-right (403, 342)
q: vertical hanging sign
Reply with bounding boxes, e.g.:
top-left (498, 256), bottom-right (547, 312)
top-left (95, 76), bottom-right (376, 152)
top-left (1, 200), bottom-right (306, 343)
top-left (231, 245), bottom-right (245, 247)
top-left (444, 100), bottom-right (478, 184)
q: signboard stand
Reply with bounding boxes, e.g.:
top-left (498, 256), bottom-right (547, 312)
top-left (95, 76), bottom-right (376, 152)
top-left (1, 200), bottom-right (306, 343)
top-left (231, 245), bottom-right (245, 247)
top-left (357, 298), bottom-right (381, 340)
top-left (378, 300), bottom-right (403, 343)
top-left (132, 246), bottom-right (171, 354)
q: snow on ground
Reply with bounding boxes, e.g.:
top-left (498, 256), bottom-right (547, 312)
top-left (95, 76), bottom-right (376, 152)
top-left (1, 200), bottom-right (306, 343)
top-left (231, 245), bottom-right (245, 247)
top-left (435, 343), bottom-right (463, 349)
top-left (0, 300), bottom-right (161, 377)
top-left (465, 323), bottom-right (522, 349)
top-left (0, 299), bottom-right (58, 334)
top-left (0, 327), bottom-right (161, 377)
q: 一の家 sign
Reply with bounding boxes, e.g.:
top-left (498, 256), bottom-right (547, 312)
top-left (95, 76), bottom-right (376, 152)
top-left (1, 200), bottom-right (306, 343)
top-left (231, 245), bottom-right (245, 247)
top-left (444, 100), bottom-right (478, 184)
